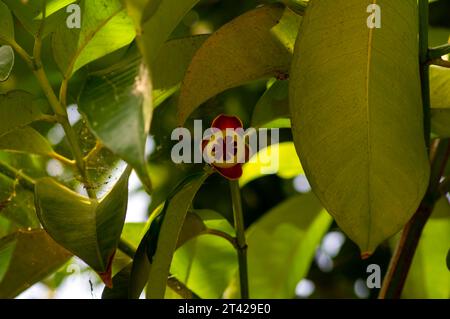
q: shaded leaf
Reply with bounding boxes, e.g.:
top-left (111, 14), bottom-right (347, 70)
top-left (138, 0), bottom-right (200, 66)
top-left (171, 210), bottom-right (237, 298)
top-left (0, 172), bottom-right (39, 228)
top-left (35, 167), bottom-right (131, 286)
top-left (251, 80), bottom-right (290, 128)
top-left (0, 127), bottom-right (54, 156)
top-left (0, 91), bottom-right (46, 137)
top-left (178, 4), bottom-right (300, 124)
top-left (0, 1), bottom-right (14, 44)
top-left (52, 0), bottom-right (136, 77)
top-left (3, 0), bottom-right (72, 37)
top-left (430, 66), bottom-right (450, 137)
top-left (102, 263), bottom-right (132, 299)
top-left (152, 35), bottom-right (208, 106)
top-left (0, 230), bottom-right (71, 298)
top-left (146, 173), bottom-right (208, 298)
top-left (79, 57), bottom-right (152, 192)
top-left (290, 0), bottom-right (429, 254)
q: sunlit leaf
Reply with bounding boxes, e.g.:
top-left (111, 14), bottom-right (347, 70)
top-left (35, 167), bottom-right (131, 286)
top-left (226, 194), bottom-right (331, 298)
top-left (290, 0), bottom-right (429, 254)
top-left (178, 4), bottom-right (301, 124)
top-left (402, 212), bottom-right (450, 298)
top-left (240, 142), bottom-right (303, 187)
top-left (0, 230), bottom-right (71, 298)
top-left (52, 0), bottom-right (136, 77)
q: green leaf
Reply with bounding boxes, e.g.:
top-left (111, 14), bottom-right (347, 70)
top-left (3, 0), bottom-right (71, 38)
top-left (430, 66), bottom-right (450, 137)
top-left (226, 194), bottom-right (331, 298)
top-left (145, 173), bottom-right (208, 299)
top-left (240, 142), bottom-right (303, 187)
top-left (138, 0), bottom-right (200, 66)
top-left (0, 1), bottom-right (14, 44)
top-left (0, 127), bottom-right (54, 156)
top-left (152, 35), bottom-right (208, 107)
top-left (35, 167), bottom-right (131, 286)
top-left (52, 0), bottom-right (136, 77)
top-left (129, 194), bottom-right (209, 299)
top-left (35, 0), bottom-right (78, 19)
top-left (0, 91), bottom-right (46, 138)
top-left (171, 234), bottom-right (237, 299)
top-left (171, 210), bottom-right (237, 298)
top-left (177, 4), bottom-right (301, 124)
top-left (0, 45), bottom-right (14, 82)
top-left (79, 56), bottom-right (152, 192)
top-left (290, 0), bottom-right (429, 254)
top-left (0, 172), bottom-right (39, 228)
top-left (402, 212), bottom-right (450, 298)
top-left (251, 80), bottom-right (290, 129)
top-left (122, 0), bottom-right (163, 32)
top-left (0, 230), bottom-right (71, 298)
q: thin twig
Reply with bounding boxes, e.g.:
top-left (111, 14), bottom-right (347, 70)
top-left (229, 180), bottom-right (249, 299)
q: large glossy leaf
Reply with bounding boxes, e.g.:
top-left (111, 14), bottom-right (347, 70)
top-left (78, 56), bottom-right (152, 192)
top-left (138, 0), bottom-right (200, 66)
top-left (402, 213), bottom-right (450, 298)
top-left (240, 142), bottom-right (303, 187)
top-left (52, 0), bottom-right (135, 77)
top-left (177, 4), bottom-right (301, 124)
top-left (0, 1), bottom-right (14, 45)
top-left (3, 0), bottom-right (74, 38)
top-left (0, 45), bottom-right (13, 82)
top-left (430, 66), bottom-right (450, 137)
top-left (145, 173), bottom-right (209, 299)
top-left (0, 230), bottom-right (71, 298)
top-left (35, 167), bottom-right (131, 286)
top-left (0, 91), bottom-right (46, 137)
top-left (290, 0), bottom-right (429, 254)
top-left (226, 194), bottom-right (331, 298)
top-left (0, 127), bottom-right (54, 156)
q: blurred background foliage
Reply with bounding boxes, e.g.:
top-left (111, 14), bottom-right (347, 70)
top-left (0, 0), bottom-right (449, 299)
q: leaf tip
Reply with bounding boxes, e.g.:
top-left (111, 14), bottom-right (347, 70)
top-left (361, 251), bottom-right (373, 260)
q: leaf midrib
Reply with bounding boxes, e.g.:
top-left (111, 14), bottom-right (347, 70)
top-left (364, 0), bottom-right (377, 252)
